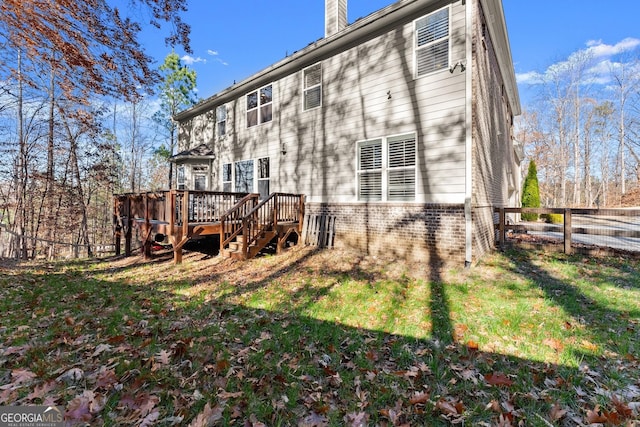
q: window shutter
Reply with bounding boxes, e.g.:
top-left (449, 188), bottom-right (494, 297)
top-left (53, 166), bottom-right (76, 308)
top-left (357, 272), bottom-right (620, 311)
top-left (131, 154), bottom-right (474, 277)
top-left (304, 64), bottom-right (322, 87)
top-left (359, 172), bottom-right (382, 201)
top-left (305, 86), bottom-right (321, 110)
top-left (415, 8), bottom-right (449, 76)
top-left (416, 9), bottom-right (448, 47)
top-left (358, 140), bottom-right (382, 201)
top-left (304, 64), bottom-right (322, 110)
top-left (388, 137), bottom-right (416, 168)
top-left (387, 136), bottom-right (416, 201)
top-left (358, 141), bottom-right (382, 170)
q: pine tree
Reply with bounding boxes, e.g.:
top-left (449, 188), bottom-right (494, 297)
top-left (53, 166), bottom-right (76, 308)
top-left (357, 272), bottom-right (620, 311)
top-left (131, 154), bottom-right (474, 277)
top-left (521, 160), bottom-right (541, 221)
top-left (154, 51), bottom-right (197, 189)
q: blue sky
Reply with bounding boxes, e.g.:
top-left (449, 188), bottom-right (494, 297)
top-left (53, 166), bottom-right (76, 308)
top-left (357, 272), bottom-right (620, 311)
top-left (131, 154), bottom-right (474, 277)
top-left (140, 1), bottom-right (640, 107)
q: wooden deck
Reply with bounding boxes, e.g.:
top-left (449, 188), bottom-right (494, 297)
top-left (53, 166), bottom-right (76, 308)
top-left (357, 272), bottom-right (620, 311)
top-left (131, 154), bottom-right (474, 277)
top-left (113, 190), bottom-right (305, 263)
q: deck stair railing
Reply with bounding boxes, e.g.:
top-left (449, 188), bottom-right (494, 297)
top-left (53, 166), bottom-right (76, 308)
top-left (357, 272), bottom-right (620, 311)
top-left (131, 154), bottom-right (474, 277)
top-left (219, 193), bottom-right (260, 251)
top-left (234, 192), bottom-right (305, 259)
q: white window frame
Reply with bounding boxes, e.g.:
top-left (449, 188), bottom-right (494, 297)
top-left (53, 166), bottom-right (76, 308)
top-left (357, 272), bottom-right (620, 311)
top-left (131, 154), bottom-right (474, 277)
top-left (303, 63), bottom-right (322, 111)
top-left (234, 159), bottom-right (255, 193)
top-left (222, 163), bottom-right (232, 192)
top-left (356, 133), bottom-right (417, 202)
top-left (193, 165), bottom-right (209, 191)
top-left (414, 6), bottom-right (450, 78)
top-left (246, 83), bottom-right (273, 127)
top-left (257, 157), bottom-right (270, 199)
top-left (177, 165), bottom-right (186, 190)
top-left (357, 139), bottom-right (383, 201)
top-left (216, 105), bottom-right (226, 137)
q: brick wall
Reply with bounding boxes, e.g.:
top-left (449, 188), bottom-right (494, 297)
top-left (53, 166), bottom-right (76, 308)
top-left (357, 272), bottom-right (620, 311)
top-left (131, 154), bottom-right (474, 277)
top-left (305, 202), bottom-right (466, 267)
top-left (470, 0), bottom-right (518, 262)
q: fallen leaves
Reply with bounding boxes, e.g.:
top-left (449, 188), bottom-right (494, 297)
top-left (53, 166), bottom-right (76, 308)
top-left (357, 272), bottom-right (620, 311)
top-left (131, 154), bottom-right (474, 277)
top-left (484, 372), bottom-right (514, 387)
top-left (1, 248), bottom-right (639, 426)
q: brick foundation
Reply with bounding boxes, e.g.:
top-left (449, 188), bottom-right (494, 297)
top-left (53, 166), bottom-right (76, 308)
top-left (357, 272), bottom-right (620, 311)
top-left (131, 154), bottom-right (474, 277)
top-left (304, 203), bottom-right (467, 267)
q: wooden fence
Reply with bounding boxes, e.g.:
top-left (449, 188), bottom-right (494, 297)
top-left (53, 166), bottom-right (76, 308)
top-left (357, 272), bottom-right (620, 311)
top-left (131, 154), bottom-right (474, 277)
top-left (495, 207), bottom-right (640, 256)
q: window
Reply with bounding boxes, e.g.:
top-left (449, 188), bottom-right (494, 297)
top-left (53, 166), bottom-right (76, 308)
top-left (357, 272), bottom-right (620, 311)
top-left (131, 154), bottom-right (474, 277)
top-left (222, 163), bottom-right (232, 192)
top-left (357, 139), bottom-right (383, 201)
top-left (415, 7), bottom-right (449, 77)
top-left (357, 134), bottom-right (416, 202)
top-left (177, 165), bottom-right (185, 190)
top-left (387, 135), bottom-right (416, 201)
top-left (235, 160), bottom-right (254, 192)
top-left (258, 157), bottom-right (270, 199)
top-left (303, 63), bottom-right (322, 110)
top-left (247, 84), bottom-right (273, 127)
top-left (217, 105), bottom-right (226, 137)
top-left (193, 165), bottom-right (208, 191)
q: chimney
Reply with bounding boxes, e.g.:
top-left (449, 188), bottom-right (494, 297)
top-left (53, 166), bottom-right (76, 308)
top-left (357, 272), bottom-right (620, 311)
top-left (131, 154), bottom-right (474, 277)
top-left (325, 0), bottom-right (347, 38)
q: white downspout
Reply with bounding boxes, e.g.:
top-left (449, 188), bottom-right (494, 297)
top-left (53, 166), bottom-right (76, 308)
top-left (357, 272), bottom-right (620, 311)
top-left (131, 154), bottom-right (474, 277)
top-left (464, 0), bottom-right (473, 267)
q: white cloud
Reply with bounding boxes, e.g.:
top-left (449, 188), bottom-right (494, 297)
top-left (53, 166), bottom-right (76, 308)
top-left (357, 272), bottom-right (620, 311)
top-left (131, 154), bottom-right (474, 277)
top-left (207, 50), bottom-right (219, 56)
top-left (518, 37), bottom-right (640, 87)
top-left (181, 55), bottom-right (207, 65)
top-left (516, 71), bottom-right (544, 85)
top-left (585, 37), bottom-right (640, 58)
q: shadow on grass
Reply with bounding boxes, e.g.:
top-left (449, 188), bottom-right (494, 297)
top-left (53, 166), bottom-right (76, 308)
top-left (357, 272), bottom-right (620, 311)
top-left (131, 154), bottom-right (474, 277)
top-left (502, 249), bottom-right (640, 359)
top-left (1, 249), bottom-right (638, 425)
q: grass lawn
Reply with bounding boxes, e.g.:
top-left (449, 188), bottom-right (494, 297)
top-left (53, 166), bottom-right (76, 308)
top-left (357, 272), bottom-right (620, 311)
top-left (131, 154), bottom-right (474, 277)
top-left (0, 246), bottom-right (639, 426)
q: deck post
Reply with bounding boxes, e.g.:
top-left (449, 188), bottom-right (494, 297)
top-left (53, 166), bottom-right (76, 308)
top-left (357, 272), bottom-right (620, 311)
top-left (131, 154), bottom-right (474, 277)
top-left (143, 193), bottom-right (152, 259)
top-left (298, 195), bottom-right (306, 235)
top-left (172, 233), bottom-right (183, 264)
top-left (113, 197), bottom-right (121, 256)
top-left (124, 197), bottom-right (132, 257)
top-left (498, 207), bottom-right (506, 250)
top-left (564, 208), bottom-right (572, 255)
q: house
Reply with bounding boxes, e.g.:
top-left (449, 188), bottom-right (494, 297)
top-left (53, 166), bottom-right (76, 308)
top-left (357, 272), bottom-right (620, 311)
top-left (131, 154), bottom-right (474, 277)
top-left (171, 0), bottom-right (522, 266)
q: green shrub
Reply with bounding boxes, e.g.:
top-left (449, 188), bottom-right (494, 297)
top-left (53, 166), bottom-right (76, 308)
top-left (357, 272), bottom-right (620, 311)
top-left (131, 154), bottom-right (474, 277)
top-left (521, 161), bottom-right (540, 221)
top-left (542, 213), bottom-right (564, 224)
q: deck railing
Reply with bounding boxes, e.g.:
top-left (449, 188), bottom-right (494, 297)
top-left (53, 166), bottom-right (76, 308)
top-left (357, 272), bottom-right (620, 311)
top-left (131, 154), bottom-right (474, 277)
top-left (115, 190), bottom-right (305, 259)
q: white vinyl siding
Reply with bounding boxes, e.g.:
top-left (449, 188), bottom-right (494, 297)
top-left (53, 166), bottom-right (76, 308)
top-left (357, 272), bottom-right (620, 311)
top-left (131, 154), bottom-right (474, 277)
top-left (246, 84), bottom-right (273, 127)
top-left (415, 6), bottom-right (450, 77)
top-left (303, 63), bottom-right (322, 110)
top-left (179, 2), bottom-right (467, 204)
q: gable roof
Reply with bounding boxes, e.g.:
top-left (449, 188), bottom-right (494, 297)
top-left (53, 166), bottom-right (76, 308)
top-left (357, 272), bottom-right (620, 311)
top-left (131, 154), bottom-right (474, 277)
top-left (170, 143), bottom-right (215, 162)
top-left (175, 0), bottom-right (520, 121)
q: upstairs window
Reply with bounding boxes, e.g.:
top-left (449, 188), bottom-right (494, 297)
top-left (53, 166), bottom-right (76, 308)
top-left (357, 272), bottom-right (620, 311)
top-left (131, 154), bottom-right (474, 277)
top-left (247, 84), bottom-right (273, 127)
top-left (217, 105), bottom-right (226, 137)
top-left (303, 63), bottom-right (322, 110)
top-left (415, 7), bottom-right (449, 77)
